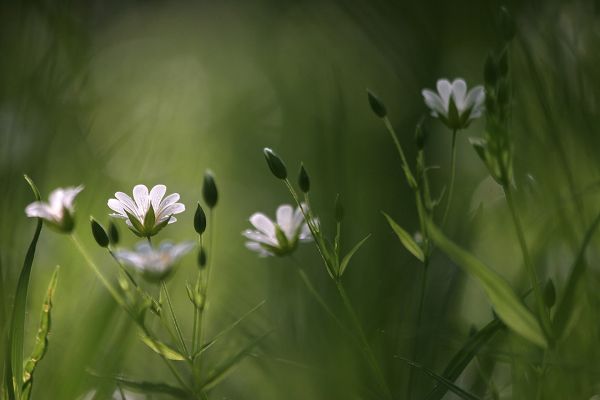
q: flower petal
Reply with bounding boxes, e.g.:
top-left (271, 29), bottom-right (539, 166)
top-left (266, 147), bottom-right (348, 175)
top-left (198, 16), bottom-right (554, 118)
top-left (243, 229), bottom-right (277, 246)
top-left (149, 185), bottom-right (167, 211)
top-left (25, 202), bottom-right (54, 220)
top-left (451, 79), bottom-right (467, 111)
top-left (249, 213), bottom-right (276, 238)
top-left (114, 192), bottom-right (138, 214)
top-left (276, 204), bottom-right (294, 239)
top-left (159, 193), bottom-right (180, 209)
top-left (422, 89), bottom-right (446, 116)
top-left (436, 79), bottom-right (452, 110)
top-left (245, 241), bottom-right (273, 257)
top-left (133, 184), bottom-right (150, 213)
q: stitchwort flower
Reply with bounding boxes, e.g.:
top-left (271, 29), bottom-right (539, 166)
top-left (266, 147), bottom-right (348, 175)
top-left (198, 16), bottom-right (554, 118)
top-left (243, 203), bottom-right (314, 257)
top-left (108, 184), bottom-right (185, 237)
top-left (115, 241), bottom-right (194, 281)
top-left (25, 185), bottom-right (84, 233)
top-left (422, 78), bottom-right (485, 130)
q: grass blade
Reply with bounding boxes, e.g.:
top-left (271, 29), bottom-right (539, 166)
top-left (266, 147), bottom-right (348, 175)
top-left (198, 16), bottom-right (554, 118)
top-left (553, 210), bottom-right (600, 339)
top-left (397, 357), bottom-right (482, 400)
top-left (424, 318), bottom-right (504, 400)
top-left (139, 333), bottom-right (187, 361)
top-left (111, 376), bottom-right (189, 399)
top-left (21, 266), bottom-right (59, 400)
top-left (7, 176), bottom-right (43, 399)
top-left (201, 331), bottom-right (271, 391)
top-left (338, 234), bottom-right (371, 276)
top-left (382, 212), bottom-right (424, 262)
top-left (427, 221), bottom-right (547, 348)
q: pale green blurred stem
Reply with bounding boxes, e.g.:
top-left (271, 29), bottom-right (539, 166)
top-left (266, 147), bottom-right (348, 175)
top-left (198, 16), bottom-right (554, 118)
top-left (196, 209), bottom-right (215, 370)
top-left (407, 260), bottom-right (428, 399)
top-left (108, 248), bottom-right (139, 289)
top-left (383, 116), bottom-right (416, 185)
top-left (191, 234), bottom-right (203, 354)
top-left (161, 280), bottom-right (189, 356)
top-left (442, 129), bottom-right (458, 226)
top-left (335, 281), bottom-right (393, 400)
top-left (503, 184), bottom-right (552, 339)
top-left (70, 234), bottom-right (127, 309)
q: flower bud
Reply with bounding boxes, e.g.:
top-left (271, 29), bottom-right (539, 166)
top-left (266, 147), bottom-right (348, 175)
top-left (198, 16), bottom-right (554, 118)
top-left (544, 279), bottom-right (556, 309)
top-left (298, 163), bottom-right (310, 193)
top-left (414, 120), bottom-right (427, 150)
top-left (367, 89), bottom-right (387, 118)
top-left (90, 217), bottom-right (109, 248)
top-left (194, 202), bottom-right (207, 234)
top-left (197, 247), bottom-right (207, 268)
top-left (263, 148), bottom-right (288, 179)
top-left (108, 220), bottom-right (120, 245)
top-left (202, 170), bottom-right (218, 208)
top-left (334, 194), bottom-right (344, 222)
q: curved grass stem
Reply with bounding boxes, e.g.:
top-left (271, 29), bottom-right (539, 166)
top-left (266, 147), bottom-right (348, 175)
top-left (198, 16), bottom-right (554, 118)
top-left (161, 280), bottom-right (189, 357)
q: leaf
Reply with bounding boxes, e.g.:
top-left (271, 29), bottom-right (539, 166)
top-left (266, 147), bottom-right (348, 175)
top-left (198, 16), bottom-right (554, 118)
top-left (124, 210), bottom-right (145, 236)
top-left (424, 318), bottom-right (504, 400)
top-left (201, 331), bottom-right (270, 391)
top-left (397, 357), bottom-right (482, 400)
top-left (7, 176), bottom-right (43, 399)
top-left (192, 301), bottom-right (266, 360)
top-left (382, 212), bottom-right (424, 262)
top-left (138, 333), bottom-right (187, 361)
top-left (427, 220), bottom-right (547, 348)
top-left (553, 210), bottom-right (600, 339)
top-left (21, 267), bottom-right (59, 400)
top-left (112, 376), bottom-right (189, 399)
top-left (338, 234), bottom-right (371, 276)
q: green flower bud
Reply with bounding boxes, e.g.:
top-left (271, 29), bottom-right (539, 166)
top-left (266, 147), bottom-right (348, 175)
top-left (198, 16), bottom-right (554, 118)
top-left (90, 217), bottom-right (109, 248)
top-left (544, 279), bottom-right (556, 309)
top-left (202, 170), bottom-right (218, 208)
top-left (198, 247), bottom-right (207, 268)
top-left (298, 163), bottom-right (310, 193)
top-left (367, 89), bottom-right (387, 118)
top-left (194, 202), bottom-right (206, 234)
top-left (263, 148), bottom-right (288, 179)
top-left (335, 194), bottom-right (344, 222)
top-left (108, 220), bottom-right (119, 245)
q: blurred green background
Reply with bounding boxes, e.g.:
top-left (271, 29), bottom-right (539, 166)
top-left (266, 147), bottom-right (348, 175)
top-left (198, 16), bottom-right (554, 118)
top-left (2, 0), bottom-right (600, 398)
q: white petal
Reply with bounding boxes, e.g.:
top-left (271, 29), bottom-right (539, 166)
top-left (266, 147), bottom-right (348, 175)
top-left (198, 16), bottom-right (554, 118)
top-left (25, 202), bottom-right (54, 220)
top-left (107, 199), bottom-right (126, 215)
top-left (157, 203), bottom-right (185, 221)
top-left (159, 193), bottom-right (180, 209)
top-left (276, 204), bottom-right (294, 238)
top-left (149, 185), bottom-right (167, 211)
top-left (451, 79), bottom-right (467, 110)
top-left (298, 223), bottom-right (313, 242)
top-left (114, 192), bottom-right (138, 214)
top-left (242, 229), bottom-right (277, 246)
top-left (436, 79), bottom-right (452, 110)
top-left (169, 242), bottom-right (195, 260)
top-left (249, 213), bottom-right (276, 238)
top-left (422, 89), bottom-right (447, 116)
top-left (61, 185), bottom-right (84, 210)
top-left (464, 85), bottom-right (484, 109)
top-left (132, 185), bottom-right (150, 213)
top-left (245, 241), bottom-right (273, 257)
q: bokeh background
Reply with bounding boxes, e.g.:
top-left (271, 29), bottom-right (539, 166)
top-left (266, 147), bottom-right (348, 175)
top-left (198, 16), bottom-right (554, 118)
top-left (2, 0), bottom-right (600, 399)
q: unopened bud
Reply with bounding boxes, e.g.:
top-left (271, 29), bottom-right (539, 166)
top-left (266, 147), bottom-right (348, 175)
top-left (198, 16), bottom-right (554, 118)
top-left (90, 217), bottom-right (109, 248)
top-left (263, 148), bottom-right (288, 179)
top-left (298, 163), bottom-right (310, 193)
top-left (108, 220), bottom-right (119, 245)
top-left (367, 89), bottom-right (387, 118)
top-left (194, 202), bottom-right (207, 234)
top-left (202, 170), bottom-right (218, 208)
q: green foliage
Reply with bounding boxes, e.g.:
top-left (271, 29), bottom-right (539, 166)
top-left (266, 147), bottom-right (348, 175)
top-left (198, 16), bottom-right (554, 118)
top-left (382, 212), bottom-right (424, 262)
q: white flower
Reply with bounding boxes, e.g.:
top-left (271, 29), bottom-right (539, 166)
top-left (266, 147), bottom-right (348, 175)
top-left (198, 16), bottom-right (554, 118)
top-left (243, 203), bottom-right (314, 257)
top-left (25, 186), bottom-right (84, 233)
top-left (108, 184), bottom-right (185, 237)
top-left (115, 241), bottom-right (194, 281)
top-left (422, 78), bottom-right (485, 130)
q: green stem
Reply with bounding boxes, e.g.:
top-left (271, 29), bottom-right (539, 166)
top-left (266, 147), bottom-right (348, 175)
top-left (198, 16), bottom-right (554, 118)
top-left (161, 281), bottom-right (189, 357)
top-left (335, 281), bottom-right (392, 400)
top-left (406, 262), bottom-right (429, 399)
top-left (442, 129), bottom-right (458, 226)
top-left (108, 249), bottom-right (139, 289)
top-left (195, 210), bottom-right (215, 375)
top-left (191, 234), bottom-right (203, 354)
top-left (503, 184), bottom-right (553, 339)
top-left (70, 234), bottom-right (127, 309)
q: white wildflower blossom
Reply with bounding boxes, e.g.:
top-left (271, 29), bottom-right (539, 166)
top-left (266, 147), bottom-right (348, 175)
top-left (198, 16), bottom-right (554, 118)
top-left (108, 184), bottom-right (185, 237)
top-left (115, 241), bottom-right (194, 281)
top-left (422, 78), bottom-right (485, 130)
top-left (243, 203), bottom-right (314, 257)
top-left (25, 185), bottom-right (84, 233)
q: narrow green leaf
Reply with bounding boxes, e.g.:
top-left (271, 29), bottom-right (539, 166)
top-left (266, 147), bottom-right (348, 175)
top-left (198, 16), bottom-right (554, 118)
top-left (192, 301), bottom-right (266, 360)
top-left (553, 210), bottom-right (600, 339)
top-left (397, 357), bottom-right (482, 400)
top-left (8, 176), bottom-right (43, 399)
top-left (124, 210), bottom-right (145, 235)
top-left (382, 212), bottom-right (424, 262)
top-left (21, 267), bottom-right (59, 400)
top-left (427, 221), bottom-right (547, 348)
top-left (424, 318), bottom-right (504, 400)
top-left (338, 234), bottom-right (371, 276)
top-left (111, 376), bottom-right (188, 398)
top-left (143, 205), bottom-right (156, 232)
top-left (138, 333), bottom-right (187, 361)
top-left (201, 331), bottom-right (270, 391)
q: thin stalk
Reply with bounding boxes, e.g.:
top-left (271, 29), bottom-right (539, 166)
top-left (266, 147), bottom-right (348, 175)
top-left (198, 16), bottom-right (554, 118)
top-left (196, 210), bottom-right (215, 374)
top-left (335, 281), bottom-right (393, 400)
top-left (503, 184), bottom-right (552, 339)
top-left (383, 116), bottom-right (416, 184)
top-left (442, 129), bottom-right (458, 226)
top-left (70, 234), bottom-right (127, 309)
top-left (406, 261), bottom-right (429, 399)
top-left (191, 234), bottom-right (203, 354)
top-left (108, 249), bottom-right (139, 289)
top-left (161, 281), bottom-right (189, 357)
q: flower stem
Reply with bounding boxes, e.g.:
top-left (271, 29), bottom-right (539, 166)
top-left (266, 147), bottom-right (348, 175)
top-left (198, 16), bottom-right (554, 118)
top-left (195, 209), bottom-right (215, 374)
top-left (441, 129), bottom-right (458, 227)
top-left (406, 261), bottom-right (428, 399)
top-left (191, 234), bottom-right (203, 354)
top-left (70, 234), bottom-right (127, 309)
top-left (335, 281), bottom-right (393, 400)
top-left (503, 184), bottom-right (553, 339)
top-left (383, 116), bottom-right (416, 185)
top-left (161, 280), bottom-right (189, 357)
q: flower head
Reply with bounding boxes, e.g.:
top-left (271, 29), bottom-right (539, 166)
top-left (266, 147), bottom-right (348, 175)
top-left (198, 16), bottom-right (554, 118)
top-left (422, 78), bottom-right (485, 130)
top-left (108, 184), bottom-right (185, 237)
top-left (25, 186), bottom-right (84, 233)
top-left (243, 203), bottom-right (314, 257)
top-left (115, 241), bottom-right (194, 281)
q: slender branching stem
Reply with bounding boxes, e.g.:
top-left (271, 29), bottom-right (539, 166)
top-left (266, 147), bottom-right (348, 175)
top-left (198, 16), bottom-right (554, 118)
top-left (503, 184), bottom-right (553, 339)
top-left (196, 209), bottom-right (215, 371)
top-left (442, 129), bottom-right (458, 226)
top-left (383, 116), bottom-right (416, 184)
top-left (161, 280), bottom-right (189, 356)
